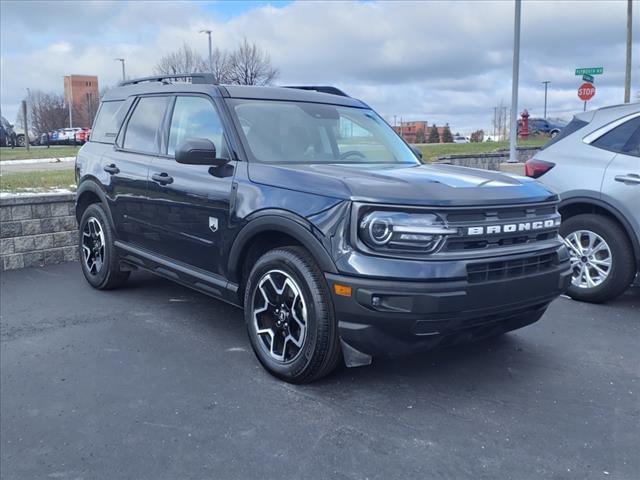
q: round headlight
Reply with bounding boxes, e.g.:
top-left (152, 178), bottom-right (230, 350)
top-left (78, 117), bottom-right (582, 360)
top-left (358, 210), bottom-right (457, 254)
top-left (369, 217), bottom-right (392, 245)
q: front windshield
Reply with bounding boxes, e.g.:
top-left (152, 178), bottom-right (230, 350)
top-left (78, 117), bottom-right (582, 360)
top-left (228, 99), bottom-right (419, 165)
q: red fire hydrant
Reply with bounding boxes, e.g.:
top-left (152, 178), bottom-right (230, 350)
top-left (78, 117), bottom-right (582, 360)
top-left (519, 109), bottom-right (530, 139)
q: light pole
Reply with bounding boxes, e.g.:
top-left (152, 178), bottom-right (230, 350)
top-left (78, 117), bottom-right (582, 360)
top-left (24, 88), bottom-right (31, 151)
top-left (624, 0), bottom-right (632, 103)
top-left (508, 0), bottom-right (522, 163)
top-left (541, 81), bottom-right (550, 119)
top-left (199, 29), bottom-right (213, 76)
top-left (114, 58), bottom-right (126, 82)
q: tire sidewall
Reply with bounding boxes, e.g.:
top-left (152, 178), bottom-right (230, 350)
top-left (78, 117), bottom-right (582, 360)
top-left (560, 214), bottom-right (632, 301)
top-left (79, 204), bottom-right (113, 289)
top-left (244, 251), bottom-right (324, 381)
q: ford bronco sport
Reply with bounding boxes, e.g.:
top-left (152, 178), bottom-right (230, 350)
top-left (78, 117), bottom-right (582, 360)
top-left (76, 74), bottom-right (571, 383)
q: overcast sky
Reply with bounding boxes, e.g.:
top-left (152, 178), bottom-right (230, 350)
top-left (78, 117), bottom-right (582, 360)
top-left (1, 0), bottom-right (638, 133)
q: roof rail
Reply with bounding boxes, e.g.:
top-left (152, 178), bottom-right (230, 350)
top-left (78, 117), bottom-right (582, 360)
top-left (119, 73), bottom-right (216, 86)
top-left (283, 86), bottom-right (350, 97)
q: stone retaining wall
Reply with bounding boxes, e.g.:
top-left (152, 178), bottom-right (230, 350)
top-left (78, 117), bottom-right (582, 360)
top-left (435, 146), bottom-right (541, 171)
top-left (1, 194), bottom-right (78, 271)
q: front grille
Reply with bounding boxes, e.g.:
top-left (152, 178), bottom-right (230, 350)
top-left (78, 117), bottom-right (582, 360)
top-left (467, 252), bottom-right (557, 284)
top-left (440, 203), bottom-right (560, 253)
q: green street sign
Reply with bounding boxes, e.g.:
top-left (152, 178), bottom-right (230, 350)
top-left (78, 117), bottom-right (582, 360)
top-left (575, 67), bottom-right (603, 76)
top-left (582, 74), bottom-right (594, 83)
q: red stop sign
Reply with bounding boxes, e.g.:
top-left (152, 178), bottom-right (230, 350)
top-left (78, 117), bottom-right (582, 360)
top-left (578, 83), bottom-right (596, 101)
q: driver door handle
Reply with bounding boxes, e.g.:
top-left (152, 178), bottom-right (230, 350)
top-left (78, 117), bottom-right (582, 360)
top-left (151, 172), bottom-right (174, 185)
top-left (615, 174), bottom-right (640, 185)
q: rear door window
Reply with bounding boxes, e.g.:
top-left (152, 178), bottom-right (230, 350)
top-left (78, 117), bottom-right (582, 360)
top-left (91, 101), bottom-right (126, 144)
top-left (123, 96), bottom-right (171, 154)
top-left (592, 116), bottom-right (640, 156)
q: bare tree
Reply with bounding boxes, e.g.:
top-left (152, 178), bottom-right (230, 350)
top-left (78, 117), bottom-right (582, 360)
top-left (154, 42), bottom-right (208, 75)
top-left (211, 47), bottom-right (232, 84)
top-left (27, 91), bottom-right (69, 134)
top-left (153, 39), bottom-right (278, 85)
top-left (492, 100), bottom-right (508, 141)
top-left (228, 38), bottom-right (278, 86)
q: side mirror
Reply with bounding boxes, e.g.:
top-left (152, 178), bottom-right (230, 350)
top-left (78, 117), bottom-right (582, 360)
top-left (175, 137), bottom-right (228, 166)
top-left (410, 145), bottom-right (423, 160)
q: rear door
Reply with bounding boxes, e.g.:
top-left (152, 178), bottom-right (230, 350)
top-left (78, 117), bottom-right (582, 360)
top-left (103, 95), bottom-right (172, 247)
top-left (144, 94), bottom-right (237, 276)
top-left (598, 116), bottom-right (640, 239)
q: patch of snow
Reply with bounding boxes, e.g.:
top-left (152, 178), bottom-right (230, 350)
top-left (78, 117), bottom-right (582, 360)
top-left (1, 157), bottom-right (76, 165)
top-left (0, 188), bottom-right (75, 198)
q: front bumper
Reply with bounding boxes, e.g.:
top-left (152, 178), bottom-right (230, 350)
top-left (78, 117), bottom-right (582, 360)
top-left (326, 245), bottom-right (572, 358)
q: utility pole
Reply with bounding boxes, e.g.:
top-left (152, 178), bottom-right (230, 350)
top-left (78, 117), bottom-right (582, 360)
top-left (542, 81), bottom-right (550, 119)
top-left (64, 76), bottom-right (74, 128)
top-left (200, 29), bottom-right (213, 76)
top-left (21, 100), bottom-right (30, 151)
top-left (508, 0), bottom-right (521, 163)
top-left (114, 58), bottom-right (126, 82)
top-left (624, 0), bottom-right (632, 103)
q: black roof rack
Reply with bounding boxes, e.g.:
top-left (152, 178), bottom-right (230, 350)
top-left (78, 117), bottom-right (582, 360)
top-left (283, 86), bottom-right (350, 97)
top-left (119, 73), bottom-right (216, 86)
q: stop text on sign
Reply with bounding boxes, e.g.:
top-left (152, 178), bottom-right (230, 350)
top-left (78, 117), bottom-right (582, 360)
top-left (578, 83), bottom-right (596, 101)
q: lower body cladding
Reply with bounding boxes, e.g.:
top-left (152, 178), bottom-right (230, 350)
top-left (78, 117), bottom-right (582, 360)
top-left (326, 246), bottom-right (572, 366)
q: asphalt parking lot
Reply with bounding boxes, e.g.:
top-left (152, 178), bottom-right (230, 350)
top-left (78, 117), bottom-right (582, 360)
top-left (1, 263), bottom-right (638, 480)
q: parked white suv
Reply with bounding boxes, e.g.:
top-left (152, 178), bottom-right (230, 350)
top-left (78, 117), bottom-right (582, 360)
top-left (526, 103), bottom-right (640, 303)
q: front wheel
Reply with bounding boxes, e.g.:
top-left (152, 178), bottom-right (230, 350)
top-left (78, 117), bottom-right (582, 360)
top-left (79, 203), bottom-right (130, 290)
top-left (560, 214), bottom-right (636, 303)
top-left (244, 247), bottom-right (342, 383)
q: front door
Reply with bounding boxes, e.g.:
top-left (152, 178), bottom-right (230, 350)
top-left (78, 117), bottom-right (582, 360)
top-left (145, 95), bottom-right (236, 277)
top-left (601, 118), bottom-right (640, 236)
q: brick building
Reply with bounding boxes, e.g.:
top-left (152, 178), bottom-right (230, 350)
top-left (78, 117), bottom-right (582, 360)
top-left (393, 120), bottom-right (447, 144)
top-left (392, 120), bottom-right (428, 144)
top-left (63, 75), bottom-right (99, 128)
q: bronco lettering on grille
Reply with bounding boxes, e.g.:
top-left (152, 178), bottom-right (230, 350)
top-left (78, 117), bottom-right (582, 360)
top-left (466, 218), bottom-right (560, 236)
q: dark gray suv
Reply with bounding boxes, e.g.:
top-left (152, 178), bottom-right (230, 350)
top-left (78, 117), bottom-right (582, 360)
top-left (75, 74), bottom-right (571, 383)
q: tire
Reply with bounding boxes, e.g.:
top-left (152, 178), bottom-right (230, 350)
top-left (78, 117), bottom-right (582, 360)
top-left (16, 135), bottom-right (25, 147)
top-left (79, 203), bottom-right (130, 290)
top-left (244, 246), bottom-right (342, 383)
top-left (560, 214), bottom-right (636, 303)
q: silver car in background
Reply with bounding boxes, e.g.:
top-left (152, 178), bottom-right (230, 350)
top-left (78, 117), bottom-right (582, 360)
top-left (526, 103), bottom-right (640, 303)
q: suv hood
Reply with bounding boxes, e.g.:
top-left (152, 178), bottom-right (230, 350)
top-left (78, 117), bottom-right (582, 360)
top-left (248, 163), bottom-right (557, 207)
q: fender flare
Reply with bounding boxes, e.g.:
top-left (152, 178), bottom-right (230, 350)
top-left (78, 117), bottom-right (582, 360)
top-left (227, 213), bottom-right (338, 283)
top-left (559, 196), bottom-right (640, 264)
top-left (75, 180), bottom-right (115, 229)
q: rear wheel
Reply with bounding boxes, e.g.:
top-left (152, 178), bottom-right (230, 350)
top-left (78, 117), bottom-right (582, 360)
top-left (79, 203), bottom-right (130, 290)
top-left (16, 134), bottom-right (26, 147)
top-left (560, 214), bottom-right (635, 303)
top-left (244, 247), bottom-right (341, 383)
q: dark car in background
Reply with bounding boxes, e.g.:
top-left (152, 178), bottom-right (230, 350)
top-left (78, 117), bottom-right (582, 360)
top-left (527, 118), bottom-right (566, 138)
